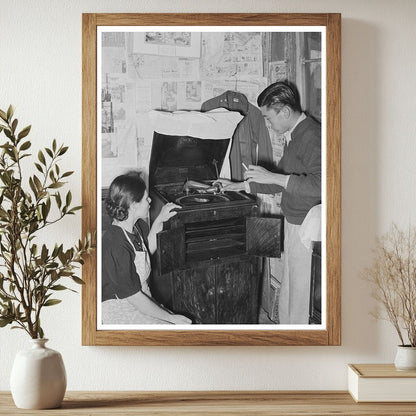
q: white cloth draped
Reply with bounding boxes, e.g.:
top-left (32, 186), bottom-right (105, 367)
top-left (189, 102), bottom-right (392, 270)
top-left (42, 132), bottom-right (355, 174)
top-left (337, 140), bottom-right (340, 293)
top-left (299, 204), bottom-right (322, 250)
top-left (148, 109), bottom-right (243, 140)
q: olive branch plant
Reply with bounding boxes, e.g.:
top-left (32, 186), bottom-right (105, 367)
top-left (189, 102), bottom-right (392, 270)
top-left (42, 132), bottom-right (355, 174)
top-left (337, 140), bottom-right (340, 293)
top-left (0, 105), bottom-right (94, 339)
top-left (362, 223), bottom-right (416, 347)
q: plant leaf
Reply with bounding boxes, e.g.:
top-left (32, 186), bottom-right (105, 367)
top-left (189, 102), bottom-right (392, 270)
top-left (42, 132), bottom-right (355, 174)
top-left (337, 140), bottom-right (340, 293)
top-left (11, 118), bottom-right (18, 133)
top-left (33, 175), bottom-right (43, 192)
top-left (0, 317), bottom-right (13, 327)
top-left (71, 276), bottom-right (85, 285)
top-left (29, 177), bottom-right (37, 196)
top-left (38, 150), bottom-right (46, 165)
top-left (43, 299), bottom-right (62, 307)
top-left (31, 244), bottom-right (38, 256)
top-left (69, 206), bottom-right (82, 213)
top-left (4, 128), bottom-right (12, 140)
top-left (6, 105), bottom-right (14, 121)
top-left (48, 182), bottom-right (64, 189)
top-left (19, 140), bottom-right (31, 151)
top-left (17, 125), bottom-right (31, 140)
top-left (41, 244), bottom-right (48, 262)
top-left (50, 285), bottom-right (68, 291)
top-left (34, 162), bottom-right (43, 173)
top-left (61, 171), bottom-right (74, 178)
top-left (58, 146), bottom-right (68, 156)
top-left (41, 202), bottom-right (50, 221)
top-left (65, 191), bottom-right (72, 207)
top-left (38, 326), bottom-right (44, 339)
top-left (55, 192), bottom-right (62, 208)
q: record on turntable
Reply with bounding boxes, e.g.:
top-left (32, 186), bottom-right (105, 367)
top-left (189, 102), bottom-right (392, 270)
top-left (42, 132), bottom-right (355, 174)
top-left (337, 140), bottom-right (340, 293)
top-left (176, 193), bottom-right (229, 206)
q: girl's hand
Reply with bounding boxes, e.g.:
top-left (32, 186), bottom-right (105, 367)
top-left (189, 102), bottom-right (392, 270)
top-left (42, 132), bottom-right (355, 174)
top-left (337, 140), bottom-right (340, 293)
top-left (156, 202), bottom-right (181, 223)
top-left (148, 203), bottom-right (181, 253)
top-left (150, 203), bottom-right (181, 239)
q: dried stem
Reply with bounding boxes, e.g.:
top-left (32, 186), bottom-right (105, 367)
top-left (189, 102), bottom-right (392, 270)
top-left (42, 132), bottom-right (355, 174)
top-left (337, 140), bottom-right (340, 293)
top-left (363, 223), bottom-right (416, 347)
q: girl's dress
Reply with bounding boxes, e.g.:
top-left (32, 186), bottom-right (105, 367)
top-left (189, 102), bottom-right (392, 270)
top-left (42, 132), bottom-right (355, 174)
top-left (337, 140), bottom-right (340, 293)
top-left (101, 223), bottom-right (171, 325)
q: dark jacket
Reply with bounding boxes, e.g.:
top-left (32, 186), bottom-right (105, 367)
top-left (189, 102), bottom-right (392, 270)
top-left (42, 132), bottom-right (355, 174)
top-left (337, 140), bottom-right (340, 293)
top-left (249, 116), bottom-right (321, 224)
top-left (201, 91), bottom-right (274, 181)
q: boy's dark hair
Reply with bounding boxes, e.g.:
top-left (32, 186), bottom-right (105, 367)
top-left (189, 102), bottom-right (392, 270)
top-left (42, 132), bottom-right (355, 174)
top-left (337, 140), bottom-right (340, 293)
top-left (257, 81), bottom-right (302, 113)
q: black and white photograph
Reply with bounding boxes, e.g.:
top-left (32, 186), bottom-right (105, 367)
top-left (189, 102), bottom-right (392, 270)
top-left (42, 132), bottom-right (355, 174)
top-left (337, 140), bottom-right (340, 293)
top-left (96, 26), bottom-right (326, 330)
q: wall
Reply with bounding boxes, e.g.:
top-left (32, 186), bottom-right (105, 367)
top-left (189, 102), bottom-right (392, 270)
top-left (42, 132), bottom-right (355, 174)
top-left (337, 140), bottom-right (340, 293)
top-left (1, 0), bottom-right (416, 391)
top-left (100, 31), bottom-right (274, 186)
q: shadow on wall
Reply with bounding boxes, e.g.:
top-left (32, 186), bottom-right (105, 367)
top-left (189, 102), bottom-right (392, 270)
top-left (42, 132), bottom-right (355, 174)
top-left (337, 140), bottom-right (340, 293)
top-left (341, 19), bottom-right (381, 355)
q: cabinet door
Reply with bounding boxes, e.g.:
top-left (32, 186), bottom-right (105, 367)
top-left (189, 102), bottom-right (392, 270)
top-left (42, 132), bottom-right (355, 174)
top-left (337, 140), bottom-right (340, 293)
top-left (172, 266), bottom-right (216, 324)
top-left (149, 271), bottom-right (174, 311)
top-left (157, 226), bottom-right (185, 274)
top-left (246, 217), bottom-right (283, 258)
top-left (216, 257), bottom-right (261, 324)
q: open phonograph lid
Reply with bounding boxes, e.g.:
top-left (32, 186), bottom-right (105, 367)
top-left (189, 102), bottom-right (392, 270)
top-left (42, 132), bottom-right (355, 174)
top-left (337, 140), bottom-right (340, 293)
top-left (148, 110), bottom-right (243, 187)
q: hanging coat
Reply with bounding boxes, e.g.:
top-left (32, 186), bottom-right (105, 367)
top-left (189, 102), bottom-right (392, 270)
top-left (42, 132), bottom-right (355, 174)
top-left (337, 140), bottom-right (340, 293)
top-left (201, 90), bottom-right (274, 181)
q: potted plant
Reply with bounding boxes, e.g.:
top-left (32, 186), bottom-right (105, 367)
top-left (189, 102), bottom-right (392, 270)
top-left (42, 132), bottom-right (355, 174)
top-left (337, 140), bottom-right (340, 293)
top-left (363, 223), bottom-right (416, 370)
top-left (0, 105), bottom-right (94, 408)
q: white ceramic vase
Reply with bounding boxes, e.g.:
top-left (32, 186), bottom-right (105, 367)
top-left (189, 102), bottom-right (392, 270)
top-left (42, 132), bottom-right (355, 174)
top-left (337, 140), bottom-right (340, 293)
top-left (10, 338), bottom-right (67, 409)
top-left (394, 345), bottom-right (416, 371)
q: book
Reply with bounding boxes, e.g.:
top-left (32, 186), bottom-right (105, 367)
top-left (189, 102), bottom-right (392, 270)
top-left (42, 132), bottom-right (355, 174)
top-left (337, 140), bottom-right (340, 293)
top-left (348, 364), bottom-right (416, 402)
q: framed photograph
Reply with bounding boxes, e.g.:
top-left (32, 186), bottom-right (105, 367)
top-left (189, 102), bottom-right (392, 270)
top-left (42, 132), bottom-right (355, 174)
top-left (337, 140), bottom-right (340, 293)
top-left (82, 13), bottom-right (341, 346)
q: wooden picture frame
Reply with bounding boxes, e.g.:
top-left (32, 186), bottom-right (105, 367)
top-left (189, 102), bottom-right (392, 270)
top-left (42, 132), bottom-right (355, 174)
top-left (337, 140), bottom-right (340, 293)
top-left (82, 13), bottom-right (341, 346)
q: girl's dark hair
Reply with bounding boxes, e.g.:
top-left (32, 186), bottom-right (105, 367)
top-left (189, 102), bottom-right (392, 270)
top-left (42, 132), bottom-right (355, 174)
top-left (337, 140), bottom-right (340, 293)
top-left (105, 171), bottom-right (146, 221)
top-left (257, 81), bottom-right (302, 113)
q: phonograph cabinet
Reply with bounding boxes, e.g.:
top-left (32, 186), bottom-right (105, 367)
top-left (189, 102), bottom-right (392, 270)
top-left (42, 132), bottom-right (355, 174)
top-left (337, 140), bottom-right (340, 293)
top-left (149, 132), bottom-right (282, 324)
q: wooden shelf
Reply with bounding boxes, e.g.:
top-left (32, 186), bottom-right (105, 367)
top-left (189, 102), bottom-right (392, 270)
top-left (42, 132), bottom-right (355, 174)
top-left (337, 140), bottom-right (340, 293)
top-left (2, 391), bottom-right (416, 415)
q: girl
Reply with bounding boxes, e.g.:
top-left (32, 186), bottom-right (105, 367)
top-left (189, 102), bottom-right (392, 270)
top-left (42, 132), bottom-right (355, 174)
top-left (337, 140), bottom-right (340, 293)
top-left (101, 171), bottom-right (191, 325)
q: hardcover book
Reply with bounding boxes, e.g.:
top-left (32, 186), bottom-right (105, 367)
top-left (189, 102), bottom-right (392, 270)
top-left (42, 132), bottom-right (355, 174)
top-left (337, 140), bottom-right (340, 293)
top-left (348, 364), bottom-right (416, 402)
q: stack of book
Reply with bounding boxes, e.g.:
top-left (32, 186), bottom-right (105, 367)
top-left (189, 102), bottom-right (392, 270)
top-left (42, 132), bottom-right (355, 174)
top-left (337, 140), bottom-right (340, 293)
top-left (348, 364), bottom-right (416, 402)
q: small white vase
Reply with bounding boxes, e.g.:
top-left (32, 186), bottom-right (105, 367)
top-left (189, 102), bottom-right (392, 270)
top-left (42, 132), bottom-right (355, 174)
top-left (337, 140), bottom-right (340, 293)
top-left (394, 345), bottom-right (416, 371)
top-left (10, 338), bottom-right (67, 409)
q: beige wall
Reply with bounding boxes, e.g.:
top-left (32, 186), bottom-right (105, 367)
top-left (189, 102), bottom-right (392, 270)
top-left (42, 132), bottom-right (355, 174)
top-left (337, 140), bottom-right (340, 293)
top-left (1, 0), bottom-right (416, 390)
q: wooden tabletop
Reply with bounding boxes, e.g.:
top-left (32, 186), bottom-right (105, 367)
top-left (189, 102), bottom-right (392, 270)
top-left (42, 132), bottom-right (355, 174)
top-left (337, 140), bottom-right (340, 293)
top-left (1, 391), bottom-right (416, 415)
